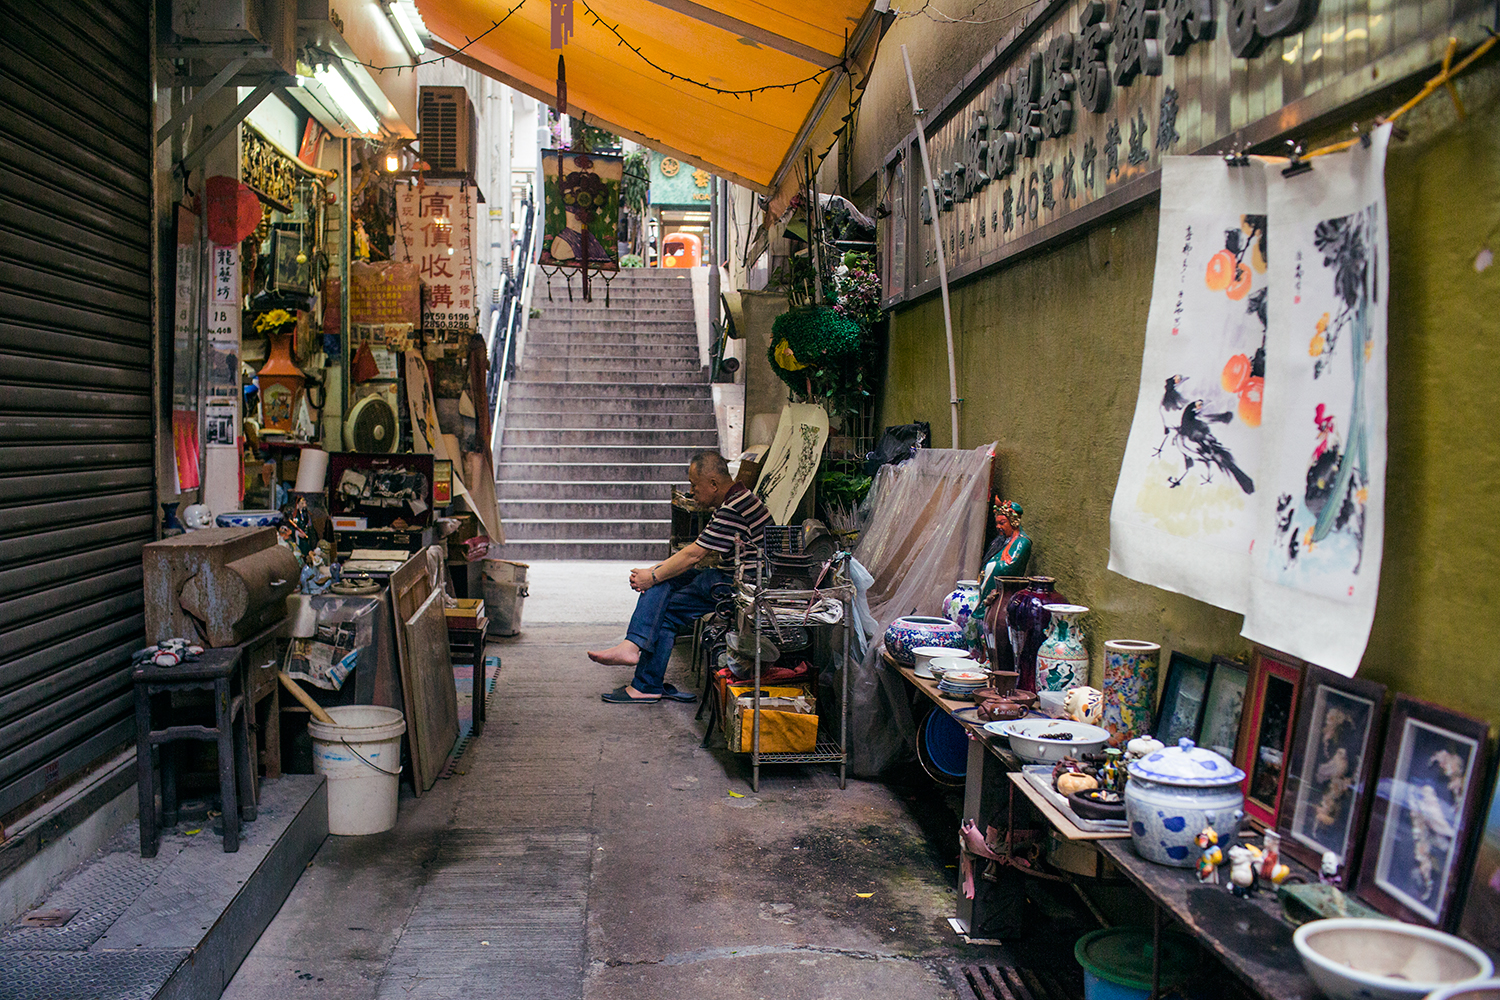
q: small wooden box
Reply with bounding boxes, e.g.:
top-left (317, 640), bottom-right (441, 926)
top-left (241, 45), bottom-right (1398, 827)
top-left (444, 598), bottom-right (487, 631)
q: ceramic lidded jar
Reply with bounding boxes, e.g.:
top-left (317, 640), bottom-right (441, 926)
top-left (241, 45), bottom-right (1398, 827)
top-left (1124, 737), bottom-right (1245, 867)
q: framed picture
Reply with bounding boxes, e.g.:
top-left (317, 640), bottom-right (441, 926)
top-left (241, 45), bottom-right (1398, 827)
top-left (1277, 665), bottom-right (1386, 881)
top-left (1458, 760), bottom-right (1500, 951)
top-left (1154, 651), bottom-right (1213, 746)
top-left (269, 225), bottom-right (311, 295)
top-left (1198, 656), bottom-right (1249, 761)
top-left (1355, 695), bottom-right (1491, 929)
top-left (1239, 649), bottom-right (1305, 829)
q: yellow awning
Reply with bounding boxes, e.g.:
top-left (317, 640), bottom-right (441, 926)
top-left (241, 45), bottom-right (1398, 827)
top-left (415, 0), bottom-right (878, 191)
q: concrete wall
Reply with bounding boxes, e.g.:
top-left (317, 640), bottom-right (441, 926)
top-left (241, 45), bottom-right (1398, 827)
top-left (876, 64), bottom-right (1500, 720)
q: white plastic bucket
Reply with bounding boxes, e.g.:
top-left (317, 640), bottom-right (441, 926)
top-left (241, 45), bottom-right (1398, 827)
top-left (307, 705), bottom-right (405, 835)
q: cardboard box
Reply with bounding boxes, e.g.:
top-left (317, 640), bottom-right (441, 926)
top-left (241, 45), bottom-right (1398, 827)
top-left (444, 598), bottom-right (487, 631)
top-left (724, 683), bottom-right (818, 754)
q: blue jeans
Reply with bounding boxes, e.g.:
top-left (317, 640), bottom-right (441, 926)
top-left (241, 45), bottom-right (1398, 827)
top-left (624, 568), bottom-right (728, 694)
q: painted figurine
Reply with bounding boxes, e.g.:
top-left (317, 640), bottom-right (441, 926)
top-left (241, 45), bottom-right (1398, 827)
top-left (1320, 850), bottom-right (1343, 885)
top-left (1259, 830), bottom-right (1291, 885)
top-left (1227, 844), bottom-right (1258, 897)
top-left (1197, 826), bottom-right (1223, 884)
top-left (978, 499), bottom-right (1033, 609)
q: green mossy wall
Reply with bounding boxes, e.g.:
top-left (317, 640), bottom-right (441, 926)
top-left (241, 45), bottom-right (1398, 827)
top-left (881, 65), bottom-right (1500, 724)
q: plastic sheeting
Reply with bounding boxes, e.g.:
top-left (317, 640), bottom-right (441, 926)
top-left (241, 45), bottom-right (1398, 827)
top-left (846, 445), bottom-right (995, 776)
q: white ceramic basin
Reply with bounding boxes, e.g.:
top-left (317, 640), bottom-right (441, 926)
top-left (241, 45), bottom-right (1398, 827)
top-left (1425, 981), bottom-right (1500, 1000)
top-left (1292, 918), bottom-right (1494, 1000)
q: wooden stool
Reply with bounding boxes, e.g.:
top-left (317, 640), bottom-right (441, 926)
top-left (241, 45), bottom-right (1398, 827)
top-left (133, 647), bottom-right (258, 857)
top-left (447, 622), bottom-right (490, 737)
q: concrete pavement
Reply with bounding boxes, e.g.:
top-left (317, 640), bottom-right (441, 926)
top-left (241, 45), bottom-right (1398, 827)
top-left (222, 561), bottom-right (1025, 999)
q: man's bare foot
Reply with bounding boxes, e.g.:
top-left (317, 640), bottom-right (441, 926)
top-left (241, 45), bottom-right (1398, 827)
top-left (588, 640), bottom-right (641, 666)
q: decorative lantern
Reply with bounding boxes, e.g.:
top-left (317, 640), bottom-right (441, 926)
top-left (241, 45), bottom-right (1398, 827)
top-left (256, 309), bottom-right (304, 434)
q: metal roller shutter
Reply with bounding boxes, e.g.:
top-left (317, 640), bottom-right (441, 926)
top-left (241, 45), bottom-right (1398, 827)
top-left (0, 0), bottom-right (153, 817)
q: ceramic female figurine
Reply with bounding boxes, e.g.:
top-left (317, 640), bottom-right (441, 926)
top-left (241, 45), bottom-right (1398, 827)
top-left (1197, 827), bottom-right (1223, 884)
top-left (977, 499), bottom-right (1032, 609)
top-left (1227, 844), bottom-right (1258, 897)
top-left (1259, 831), bottom-right (1291, 885)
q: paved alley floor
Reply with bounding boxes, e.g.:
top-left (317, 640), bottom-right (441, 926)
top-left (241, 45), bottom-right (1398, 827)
top-left (221, 562), bottom-right (1027, 1000)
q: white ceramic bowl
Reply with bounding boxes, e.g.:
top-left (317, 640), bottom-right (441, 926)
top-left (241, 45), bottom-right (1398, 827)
top-left (928, 655), bottom-right (978, 680)
top-left (1000, 718), bottom-right (1111, 763)
top-left (1426, 981), bottom-right (1500, 1000)
top-left (1292, 918), bottom-right (1494, 1000)
top-left (912, 647), bottom-right (971, 679)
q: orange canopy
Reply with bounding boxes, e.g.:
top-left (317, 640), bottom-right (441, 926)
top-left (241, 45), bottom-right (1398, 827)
top-left (416, 0), bottom-right (877, 191)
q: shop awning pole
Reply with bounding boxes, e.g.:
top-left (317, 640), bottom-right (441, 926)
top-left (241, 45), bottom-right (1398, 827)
top-left (900, 44), bottom-right (960, 449)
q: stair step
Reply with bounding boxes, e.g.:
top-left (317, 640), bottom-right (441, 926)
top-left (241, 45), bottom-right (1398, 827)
top-left (491, 539), bottom-right (671, 560)
top-left (497, 461), bottom-right (691, 482)
top-left (521, 358), bottom-right (704, 377)
top-left (500, 518), bottom-right (669, 541)
top-left (531, 305), bottom-right (695, 320)
top-left (521, 369), bottom-right (706, 385)
top-left (502, 411), bottom-right (714, 430)
top-left (503, 427), bottom-right (717, 447)
top-left (499, 498), bottom-right (672, 519)
top-left (496, 480), bottom-right (679, 501)
top-left (500, 443), bottom-right (706, 463)
top-left (521, 343), bottom-right (701, 360)
top-left (503, 403), bottom-right (713, 420)
top-left (526, 319), bottom-right (698, 334)
top-left (507, 381), bottom-right (710, 399)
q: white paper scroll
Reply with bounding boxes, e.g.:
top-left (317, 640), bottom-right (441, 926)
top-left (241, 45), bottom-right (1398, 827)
top-left (1108, 156), bottom-right (1270, 612)
top-left (1243, 126), bottom-right (1390, 676)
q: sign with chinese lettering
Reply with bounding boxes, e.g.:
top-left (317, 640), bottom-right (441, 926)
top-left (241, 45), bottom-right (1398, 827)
top-left (207, 244), bottom-right (240, 399)
top-left (396, 183), bottom-right (479, 331)
top-left (350, 261), bottom-right (421, 325)
top-left (649, 150), bottom-right (714, 206)
top-left (883, 0), bottom-right (1485, 304)
top-left (538, 150), bottom-right (621, 271)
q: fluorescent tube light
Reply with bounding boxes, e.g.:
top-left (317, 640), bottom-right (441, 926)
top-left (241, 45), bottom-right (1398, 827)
top-left (315, 65), bottom-right (380, 135)
top-left (387, 1), bottom-right (425, 57)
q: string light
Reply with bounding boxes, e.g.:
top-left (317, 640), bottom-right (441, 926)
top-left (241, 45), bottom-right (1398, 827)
top-left (576, 0), bottom-right (842, 98)
top-left (318, 0), bottom-right (527, 74)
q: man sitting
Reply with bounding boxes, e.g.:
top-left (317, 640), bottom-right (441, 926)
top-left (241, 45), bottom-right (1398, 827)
top-left (589, 452), bottom-right (771, 703)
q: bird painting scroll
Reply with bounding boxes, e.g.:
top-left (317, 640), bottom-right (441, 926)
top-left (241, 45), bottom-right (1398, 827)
top-left (1245, 125), bottom-right (1390, 676)
top-left (1109, 156), bottom-right (1269, 613)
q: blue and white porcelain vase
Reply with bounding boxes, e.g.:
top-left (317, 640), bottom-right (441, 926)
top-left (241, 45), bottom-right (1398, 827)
top-left (1036, 603), bottom-right (1090, 692)
top-left (1124, 738), bottom-right (1245, 867)
top-left (942, 580), bottom-right (981, 629)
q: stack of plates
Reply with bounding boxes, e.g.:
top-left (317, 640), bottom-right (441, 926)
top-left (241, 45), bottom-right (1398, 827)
top-left (937, 668), bottom-right (988, 697)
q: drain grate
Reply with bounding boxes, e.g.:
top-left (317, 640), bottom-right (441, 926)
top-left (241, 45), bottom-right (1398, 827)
top-left (955, 963), bottom-right (1081, 1000)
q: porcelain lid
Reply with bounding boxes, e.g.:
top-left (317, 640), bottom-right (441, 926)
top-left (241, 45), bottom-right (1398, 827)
top-left (1126, 737), bottom-right (1245, 787)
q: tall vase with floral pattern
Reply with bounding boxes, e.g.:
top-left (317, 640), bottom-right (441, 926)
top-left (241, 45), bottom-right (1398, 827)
top-left (1036, 604), bottom-right (1090, 692)
top-left (1101, 639), bottom-right (1161, 746)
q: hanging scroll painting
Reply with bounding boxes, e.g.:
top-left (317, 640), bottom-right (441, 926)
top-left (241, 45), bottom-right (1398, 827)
top-left (538, 149), bottom-right (621, 271)
top-left (1108, 156), bottom-right (1269, 612)
top-left (1243, 126), bottom-right (1390, 676)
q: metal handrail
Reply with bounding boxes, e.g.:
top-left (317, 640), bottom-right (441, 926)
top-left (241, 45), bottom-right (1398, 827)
top-left (488, 193), bottom-right (539, 466)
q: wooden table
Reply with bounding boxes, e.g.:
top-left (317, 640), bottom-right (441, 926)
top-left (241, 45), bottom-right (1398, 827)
top-left (1097, 839), bottom-right (1321, 999)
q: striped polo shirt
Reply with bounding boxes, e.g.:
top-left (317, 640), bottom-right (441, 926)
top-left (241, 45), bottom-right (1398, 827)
top-left (697, 482), bottom-right (772, 564)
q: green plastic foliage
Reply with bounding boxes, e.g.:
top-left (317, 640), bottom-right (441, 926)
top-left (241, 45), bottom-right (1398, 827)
top-left (766, 306), bottom-right (863, 392)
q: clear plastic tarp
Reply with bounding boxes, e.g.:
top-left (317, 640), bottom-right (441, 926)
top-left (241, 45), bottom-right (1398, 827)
top-left (847, 444), bottom-right (994, 776)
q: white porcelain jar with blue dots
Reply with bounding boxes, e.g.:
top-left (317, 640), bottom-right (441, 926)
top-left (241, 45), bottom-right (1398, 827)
top-left (1124, 737), bottom-right (1245, 867)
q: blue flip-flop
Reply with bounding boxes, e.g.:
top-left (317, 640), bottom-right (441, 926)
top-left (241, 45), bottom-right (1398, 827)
top-left (601, 685), bottom-right (660, 704)
top-left (661, 683), bottom-right (696, 703)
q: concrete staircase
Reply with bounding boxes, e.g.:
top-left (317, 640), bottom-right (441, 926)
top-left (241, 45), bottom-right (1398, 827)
top-left (494, 268), bottom-right (716, 560)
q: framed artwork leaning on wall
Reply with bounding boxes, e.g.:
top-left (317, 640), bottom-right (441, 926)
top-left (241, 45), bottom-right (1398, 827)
top-left (1198, 656), bottom-right (1249, 762)
top-left (1154, 651), bottom-right (1213, 746)
top-left (1355, 694), bottom-right (1491, 930)
top-left (1277, 664), bottom-right (1386, 884)
top-left (1239, 649), bottom-right (1305, 830)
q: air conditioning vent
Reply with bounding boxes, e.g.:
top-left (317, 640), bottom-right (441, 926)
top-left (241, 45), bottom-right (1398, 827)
top-left (419, 86), bottom-right (476, 178)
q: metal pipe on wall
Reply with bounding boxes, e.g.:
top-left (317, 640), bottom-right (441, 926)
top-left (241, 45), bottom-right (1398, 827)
top-left (900, 44), bottom-right (961, 449)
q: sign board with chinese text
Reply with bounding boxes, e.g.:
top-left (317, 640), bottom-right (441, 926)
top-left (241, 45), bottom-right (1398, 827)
top-left (881, 0), bottom-right (1489, 305)
top-left (350, 261), bottom-right (421, 325)
top-left (538, 150), bottom-right (622, 271)
top-left (396, 183), bottom-right (479, 331)
top-left (648, 151), bottom-right (714, 207)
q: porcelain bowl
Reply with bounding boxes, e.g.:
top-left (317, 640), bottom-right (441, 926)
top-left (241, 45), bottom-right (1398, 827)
top-left (912, 647), bottom-right (971, 679)
top-left (927, 655), bottom-right (978, 681)
top-left (1426, 981), bottom-right (1500, 1000)
top-left (215, 509), bottom-right (284, 528)
top-left (1001, 718), bottom-right (1111, 764)
top-left (884, 616), bottom-right (968, 665)
top-left (1292, 918), bottom-right (1494, 1000)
